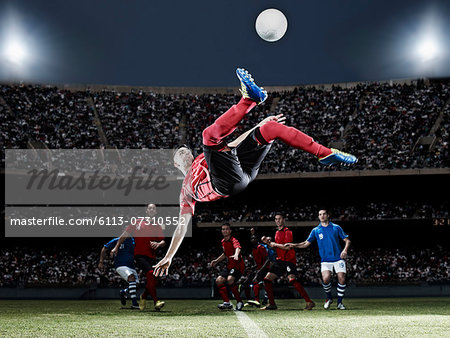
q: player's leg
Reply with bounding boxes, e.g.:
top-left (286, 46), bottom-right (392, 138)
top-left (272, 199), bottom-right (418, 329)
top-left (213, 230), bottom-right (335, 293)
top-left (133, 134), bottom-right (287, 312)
top-left (335, 260), bottom-right (347, 309)
top-left (202, 68), bottom-right (267, 148)
top-left (238, 274), bottom-right (253, 306)
top-left (262, 270), bottom-right (279, 310)
top-left (251, 281), bottom-right (261, 304)
top-left (258, 121), bottom-right (357, 166)
top-left (227, 272), bottom-right (244, 310)
top-left (115, 267), bottom-right (129, 306)
top-left (202, 98), bottom-right (257, 149)
top-left (127, 273), bottom-right (139, 308)
top-left (287, 268), bottom-right (315, 310)
top-left (216, 272), bottom-right (233, 310)
top-left (321, 263), bottom-right (334, 309)
top-left (136, 255), bottom-right (164, 311)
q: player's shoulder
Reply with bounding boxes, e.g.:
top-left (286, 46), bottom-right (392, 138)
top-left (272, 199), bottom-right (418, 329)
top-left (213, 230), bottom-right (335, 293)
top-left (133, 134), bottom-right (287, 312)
top-left (104, 237), bottom-right (118, 247)
top-left (330, 221), bottom-right (342, 229)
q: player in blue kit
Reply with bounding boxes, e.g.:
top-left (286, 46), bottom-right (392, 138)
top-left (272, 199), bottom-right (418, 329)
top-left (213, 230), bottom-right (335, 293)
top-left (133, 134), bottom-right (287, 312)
top-left (287, 209), bottom-right (351, 310)
top-left (98, 237), bottom-right (139, 309)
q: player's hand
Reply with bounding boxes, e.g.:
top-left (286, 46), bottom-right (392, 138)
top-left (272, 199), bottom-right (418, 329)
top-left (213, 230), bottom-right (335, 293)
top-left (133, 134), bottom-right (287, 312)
top-left (230, 254), bottom-right (239, 261)
top-left (97, 262), bottom-right (104, 270)
top-left (257, 114), bottom-right (286, 127)
top-left (110, 247), bottom-right (118, 257)
top-left (153, 256), bottom-right (172, 277)
top-left (150, 241), bottom-right (159, 249)
top-left (340, 250), bottom-right (347, 259)
top-left (210, 260), bottom-right (217, 267)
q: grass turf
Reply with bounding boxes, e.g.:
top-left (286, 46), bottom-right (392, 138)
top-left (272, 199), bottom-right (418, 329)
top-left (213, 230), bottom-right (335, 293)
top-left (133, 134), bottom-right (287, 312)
top-left (0, 298), bottom-right (449, 337)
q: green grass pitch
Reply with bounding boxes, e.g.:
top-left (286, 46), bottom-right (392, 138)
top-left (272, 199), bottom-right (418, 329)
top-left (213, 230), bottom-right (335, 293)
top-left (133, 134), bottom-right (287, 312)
top-left (0, 298), bottom-right (449, 337)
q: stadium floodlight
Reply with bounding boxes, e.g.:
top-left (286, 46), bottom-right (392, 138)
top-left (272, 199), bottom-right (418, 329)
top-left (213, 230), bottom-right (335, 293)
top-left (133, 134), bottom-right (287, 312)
top-left (4, 38), bottom-right (28, 66)
top-left (415, 36), bottom-right (440, 62)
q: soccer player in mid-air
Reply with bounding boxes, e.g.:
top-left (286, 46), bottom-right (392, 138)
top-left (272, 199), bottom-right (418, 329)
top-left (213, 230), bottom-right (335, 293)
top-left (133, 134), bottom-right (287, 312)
top-left (154, 68), bottom-right (357, 276)
top-left (210, 223), bottom-right (245, 311)
top-left (287, 209), bottom-right (351, 310)
top-left (98, 236), bottom-right (139, 309)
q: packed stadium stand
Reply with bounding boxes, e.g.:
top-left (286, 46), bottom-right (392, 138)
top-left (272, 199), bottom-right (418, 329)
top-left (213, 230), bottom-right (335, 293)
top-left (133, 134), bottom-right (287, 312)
top-left (1, 79), bottom-right (449, 170)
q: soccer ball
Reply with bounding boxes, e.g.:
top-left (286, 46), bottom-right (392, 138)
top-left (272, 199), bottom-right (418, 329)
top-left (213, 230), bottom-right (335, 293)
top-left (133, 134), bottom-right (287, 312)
top-left (255, 8), bottom-right (288, 42)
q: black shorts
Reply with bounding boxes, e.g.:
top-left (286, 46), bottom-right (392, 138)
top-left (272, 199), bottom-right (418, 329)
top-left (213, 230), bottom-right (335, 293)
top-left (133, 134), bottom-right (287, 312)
top-left (270, 260), bottom-right (299, 277)
top-left (135, 255), bottom-right (156, 274)
top-left (203, 128), bottom-right (272, 196)
top-left (219, 267), bottom-right (243, 281)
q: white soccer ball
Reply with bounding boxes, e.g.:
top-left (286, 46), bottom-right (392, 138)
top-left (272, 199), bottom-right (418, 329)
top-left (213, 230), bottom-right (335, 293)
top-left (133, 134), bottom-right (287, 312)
top-left (255, 9), bottom-right (288, 42)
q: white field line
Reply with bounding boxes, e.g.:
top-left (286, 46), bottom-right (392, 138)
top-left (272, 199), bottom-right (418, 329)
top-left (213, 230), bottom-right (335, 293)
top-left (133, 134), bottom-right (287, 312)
top-left (235, 310), bottom-right (269, 338)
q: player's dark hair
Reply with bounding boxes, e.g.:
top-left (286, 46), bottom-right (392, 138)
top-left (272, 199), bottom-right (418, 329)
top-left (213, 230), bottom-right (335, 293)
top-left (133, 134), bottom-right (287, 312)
top-left (274, 211), bottom-right (284, 218)
top-left (221, 222), bottom-right (231, 229)
top-left (319, 208), bottom-right (330, 215)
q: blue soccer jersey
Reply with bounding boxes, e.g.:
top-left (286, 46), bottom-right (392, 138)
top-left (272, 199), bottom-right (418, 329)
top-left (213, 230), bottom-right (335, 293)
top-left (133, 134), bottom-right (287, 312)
top-left (261, 243), bottom-right (277, 262)
top-left (306, 222), bottom-right (348, 262)
top-left (104, 237), bottom-right (135, 269)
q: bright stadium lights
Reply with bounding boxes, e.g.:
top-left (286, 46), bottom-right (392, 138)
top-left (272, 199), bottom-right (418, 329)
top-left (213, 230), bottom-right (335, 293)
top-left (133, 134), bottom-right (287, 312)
top-left (415, 34), bottom-right (440, 62)
top-left (4, 38), bottom-right (28, 66)
top-left (0, 8), bottom-right (40, 80)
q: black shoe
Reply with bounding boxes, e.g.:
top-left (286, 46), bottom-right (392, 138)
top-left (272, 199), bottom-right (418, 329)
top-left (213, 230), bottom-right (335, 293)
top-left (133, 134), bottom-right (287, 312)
top-left (119, 289), bottom-right (127, 306)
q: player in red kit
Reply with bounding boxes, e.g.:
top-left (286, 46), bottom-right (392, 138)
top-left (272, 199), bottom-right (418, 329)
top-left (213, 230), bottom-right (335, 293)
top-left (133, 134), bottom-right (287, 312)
top-left (262, 212), bottom-right (315, 310)
top-left (112, 204), bottom-right (166, 311)
top-left (210, 223), bottom-right (245, 311)
top-left (154, 68), bottom-right (357, 276)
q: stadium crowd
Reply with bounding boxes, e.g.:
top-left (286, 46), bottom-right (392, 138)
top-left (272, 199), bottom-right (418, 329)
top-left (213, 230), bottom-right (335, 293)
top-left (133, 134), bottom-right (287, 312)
top-left (1, 80), bottom-right (449, 171)
top-left (1, 245), bottom-right (448, 288)
top-left (195, 200), bottom-right (449, 223)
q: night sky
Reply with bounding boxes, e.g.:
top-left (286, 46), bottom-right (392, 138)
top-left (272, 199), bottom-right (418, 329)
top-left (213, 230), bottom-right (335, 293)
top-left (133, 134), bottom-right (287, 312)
top-left (0, 0), bottom-right (449, 86)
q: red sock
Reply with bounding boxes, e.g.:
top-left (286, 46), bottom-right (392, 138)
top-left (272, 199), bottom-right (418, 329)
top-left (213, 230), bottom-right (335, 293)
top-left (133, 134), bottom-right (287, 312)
top-left (263, 278), bottom-right (276, 306)
top-left (253, 283), bottom-right (261, 302)
top-left (145, 271), bottom-right (158, 303)
top-left (290, 279), bottom-right (312, 303)
top-left (217, 283), bottom-right (230, 302)
top-left (259, 121), bottom-right (332, 158)
top-left (202, 98), bottom-right (257, 146)
top-left (230, 284), bottom-right (243, 303)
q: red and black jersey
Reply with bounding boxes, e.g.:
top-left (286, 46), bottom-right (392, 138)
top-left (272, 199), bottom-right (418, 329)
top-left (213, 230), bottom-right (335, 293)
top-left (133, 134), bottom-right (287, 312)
top-left (252, 244), bottom-right (268, 270)
top-left (221, 236), bottom-right (245, 273)
top-left (125, 222), bottom-right (164, 258)
top-left (275, 227), bottom-right (296, 264)
top-left (180, 153), bottom-right (228, 215)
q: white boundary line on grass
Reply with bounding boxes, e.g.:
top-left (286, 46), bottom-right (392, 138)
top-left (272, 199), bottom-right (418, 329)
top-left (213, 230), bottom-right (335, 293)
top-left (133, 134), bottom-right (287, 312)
top-left (235, 311), bottom-right (269, 338)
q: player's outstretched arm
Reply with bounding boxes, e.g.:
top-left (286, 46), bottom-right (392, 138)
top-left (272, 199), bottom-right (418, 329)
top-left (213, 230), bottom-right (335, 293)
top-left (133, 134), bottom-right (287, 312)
top-left (286, 241), bottom-right (311, 249)
top-left (211, 253), bottom-right (226, 267)
top-left (340, 238), bottom-right (351, 259)
top-left (270, 242), bottom-right (291, 251)
top-left (98, 247), bottom-right (108, 269)
top-left (153, 212), bottom-right (192, 276)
